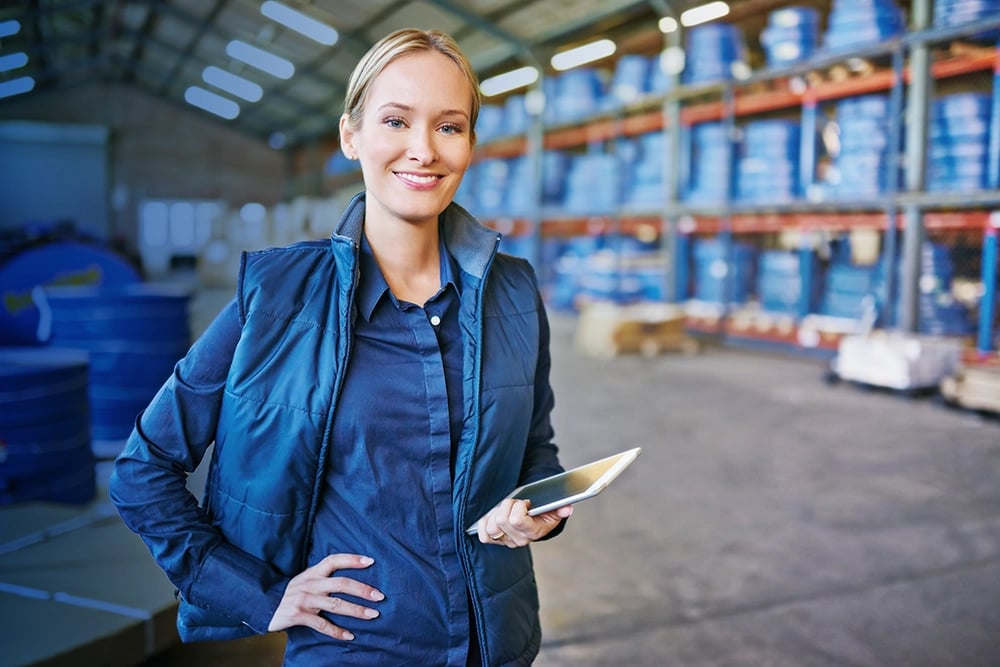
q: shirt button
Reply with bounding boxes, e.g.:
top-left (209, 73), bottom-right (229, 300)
top-left (430, 315), bottom-right (441, 326)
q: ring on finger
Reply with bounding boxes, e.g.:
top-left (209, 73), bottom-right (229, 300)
top-left (490, 531), bottom-right (506, 541)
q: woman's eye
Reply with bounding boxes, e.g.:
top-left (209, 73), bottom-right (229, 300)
top-left (385, 117), bottom-right (404, 129)
top-left (440, 124), bottom-right (462, 135)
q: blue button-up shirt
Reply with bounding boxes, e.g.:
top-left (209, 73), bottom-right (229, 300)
top-left (286, 232), bottom-right (472, 664)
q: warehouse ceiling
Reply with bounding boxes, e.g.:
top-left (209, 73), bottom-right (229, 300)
top-left (2, 0), bottom-right (833, 150)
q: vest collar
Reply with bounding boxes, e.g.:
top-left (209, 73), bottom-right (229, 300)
top-left (331, 192), bottom-right (500, 280)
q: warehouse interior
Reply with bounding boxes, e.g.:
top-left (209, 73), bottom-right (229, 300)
top-left (2, 0), bottom-right (1000, 665)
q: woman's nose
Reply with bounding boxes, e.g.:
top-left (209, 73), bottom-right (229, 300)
top-left (407, 128), bottom-right (437, 165)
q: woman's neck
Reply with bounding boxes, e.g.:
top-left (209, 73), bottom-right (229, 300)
top-left (364, 215), bottom-right (441, 306)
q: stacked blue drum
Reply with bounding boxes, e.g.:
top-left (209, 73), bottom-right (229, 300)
top-left (737, 119), bottom-right (800, 203)
top-left (685, 122), bottom-right (733, 203)
top-left (608, 54), bottom-right (653, 108)
top-left (504, 155), bottom-right (536, 218)
top-left (0, 348), bottom-right (94, 505)
top-left (549, 68), bottom-right (606, 124)
top-left (541, 151), bottom-right (571, 208)
top-left (760, 7), bottom-right (820, 67)
top-left (550, 236), bottom-right (604, 311)
top-left (39, 284), bottom-right (192, 455)
top-left (757, 250), bottom-right (820, 315)
top-left (468, 158), bottom-right (510, 218)
top-left (503, 94), bottom-right (530, 137)
top-left (927, 93), bottom-right (992, 193)
top-left (476, 103), bottom-right (506, 144)
top-left (823, 0), bottom-right (904, 51)
top-left (623, 131), bottom-right (670, 210)
top-left (830, 95), bottom-right (896, 199)
top-left (563, 153), bottom-right (620, 215)
top-left (934, 0), bottom-right (1000, 27)
top-left (820, 261), bottom-right (879, 319)
top-left (879, 243), bottom-right (975, 335)
top-left (684, 23), bottom-right (746, 84)
top-left (692, 238), bottom-right (754, 304)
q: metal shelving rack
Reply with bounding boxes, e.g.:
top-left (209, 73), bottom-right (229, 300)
top-left (330, 3), bottom-right (1000, 360)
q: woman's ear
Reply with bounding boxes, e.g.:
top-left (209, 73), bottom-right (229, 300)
top-left (339, 114), bottom-right (356, 160)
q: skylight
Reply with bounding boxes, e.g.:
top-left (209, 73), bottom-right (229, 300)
top-left (0, 19), bottom-right (20, 39)
top-left (681, 2), bottom-right (730, 27)
top-left (480, 66), bottom-right (539, 96)
top-left (0, 76), bottom-right (34, 100)
top-left (226, 40), bottom-right (295, 79)
top-left (261, 1), bottom-right (338, 46)
top-left (202, 66), bottom-right (263, 102)
top-left (0, 52), bottom-right (28, 72)
top-left (184, 86), bottom-right (240, 119)
top-left (551, 39), bottom-right (616, 71)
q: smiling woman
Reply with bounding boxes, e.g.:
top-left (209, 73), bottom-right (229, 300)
top-left (109, 27), bottom-right (571, 667)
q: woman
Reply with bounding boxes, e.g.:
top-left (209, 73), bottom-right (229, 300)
top-left (110, 28), bottom-right (571, 666)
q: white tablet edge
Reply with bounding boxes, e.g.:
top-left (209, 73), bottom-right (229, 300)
top-left (464, 446), bottom-right (641, 535)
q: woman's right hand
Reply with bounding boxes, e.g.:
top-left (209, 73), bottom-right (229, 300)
top-left (268, 553), bottom-right (385, 641)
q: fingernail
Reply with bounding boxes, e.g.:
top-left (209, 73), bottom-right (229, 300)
top-left (370, 590), bottom-right (385, 601)
top-left (360, 556), bottom-right (374, 565)
top-left (364, 608), bottom-right (380, 618)
top-left (343, 631), bottom-right (355, 641)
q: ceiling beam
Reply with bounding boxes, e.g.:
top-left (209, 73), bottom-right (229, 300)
top-left (421, 0), bottom-right (539, 66)
top-left (123, 0), bottom-right (166, 84)
top-left (471, 0), bottom-right (656, 75)
top-left (156, 0), bottom-right (229, 95)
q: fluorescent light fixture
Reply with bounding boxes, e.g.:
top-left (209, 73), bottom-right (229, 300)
top-left (0, 76), bottom-right (34, 99)
top-left (551, 39), bottom-right (616, 71)
top-left (226, 40), bottom-right (295, 79)
top-left (480, 66), bottom-right (539, 96)
top-left (681, 1), bottom-right (730, 26)
top-left (658, 17), bottom-right (679, 33)
top-left (185, 86), bottom-right (240, 119)
top-left (0, 19), bottom-right (20, 38)
top-left (261, 1), bottom-right (338, 46)
top-left (203, 66), bottom-right (263, 102)
top-left (0, 52), bottom-right (28, 72)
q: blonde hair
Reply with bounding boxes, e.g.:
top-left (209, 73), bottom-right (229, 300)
top-left (342, 29), bottom-right (481, 143)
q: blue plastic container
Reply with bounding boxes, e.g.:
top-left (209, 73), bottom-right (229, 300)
top-left (0, 241), bottom-right (142, 346)
top-left (0, 346), bottom-right (94, 505)
top-left (692, 239), bottom-right (755, 304)
top-left (38, 284), bottom-right (192, 449)
top-left (684, 23), bottom-right (746, 84)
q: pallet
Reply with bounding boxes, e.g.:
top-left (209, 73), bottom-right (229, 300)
top-left (940, 366), bottom-right (1000, 415)
top-left (575, 301), bottom-right (699, 359)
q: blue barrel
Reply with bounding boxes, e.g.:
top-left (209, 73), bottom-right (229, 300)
top-left (0, 347), bottom-right (94, 505)
top-left (0, 240), bottom-right (142, 346)
top-left (37, 283), bottom-right (192, 453)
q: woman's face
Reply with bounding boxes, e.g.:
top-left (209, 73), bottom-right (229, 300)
top-left (341, 50), bottom-right (474, 229)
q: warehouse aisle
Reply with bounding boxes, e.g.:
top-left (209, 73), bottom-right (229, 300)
top-left (138, 313), bottom-right (1000, 667)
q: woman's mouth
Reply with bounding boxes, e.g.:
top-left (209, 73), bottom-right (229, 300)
top-left (395, 171), bottom-right (442, 189)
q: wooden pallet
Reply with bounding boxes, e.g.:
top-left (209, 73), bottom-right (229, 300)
top-left (940, 366), bottom-right (1000, 415)
top-left (575, 301), bottom-right (699, 359)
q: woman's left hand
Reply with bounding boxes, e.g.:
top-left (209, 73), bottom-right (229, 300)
top-left (476, 498), bottom-right (573, 548)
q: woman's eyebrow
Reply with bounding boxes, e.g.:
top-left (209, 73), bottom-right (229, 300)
top-left (376, 102), bottom-right (469, 120)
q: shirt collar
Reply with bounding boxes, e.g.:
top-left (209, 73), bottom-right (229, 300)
top-left (356, 229), bottom-right (461, 322)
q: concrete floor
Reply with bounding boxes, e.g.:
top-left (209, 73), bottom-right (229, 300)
top-left (5, 312), bottom-right (1000, 666)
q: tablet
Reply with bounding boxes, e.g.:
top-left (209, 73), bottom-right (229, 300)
top-left (465, 447), bottom-right (641, 535)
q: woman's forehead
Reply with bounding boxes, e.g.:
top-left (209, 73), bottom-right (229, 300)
top-left (368, 51), bottom-right (472, 107)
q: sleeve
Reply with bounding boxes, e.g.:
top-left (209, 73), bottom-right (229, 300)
top-left (108, 298), bottom-right (288, 634)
